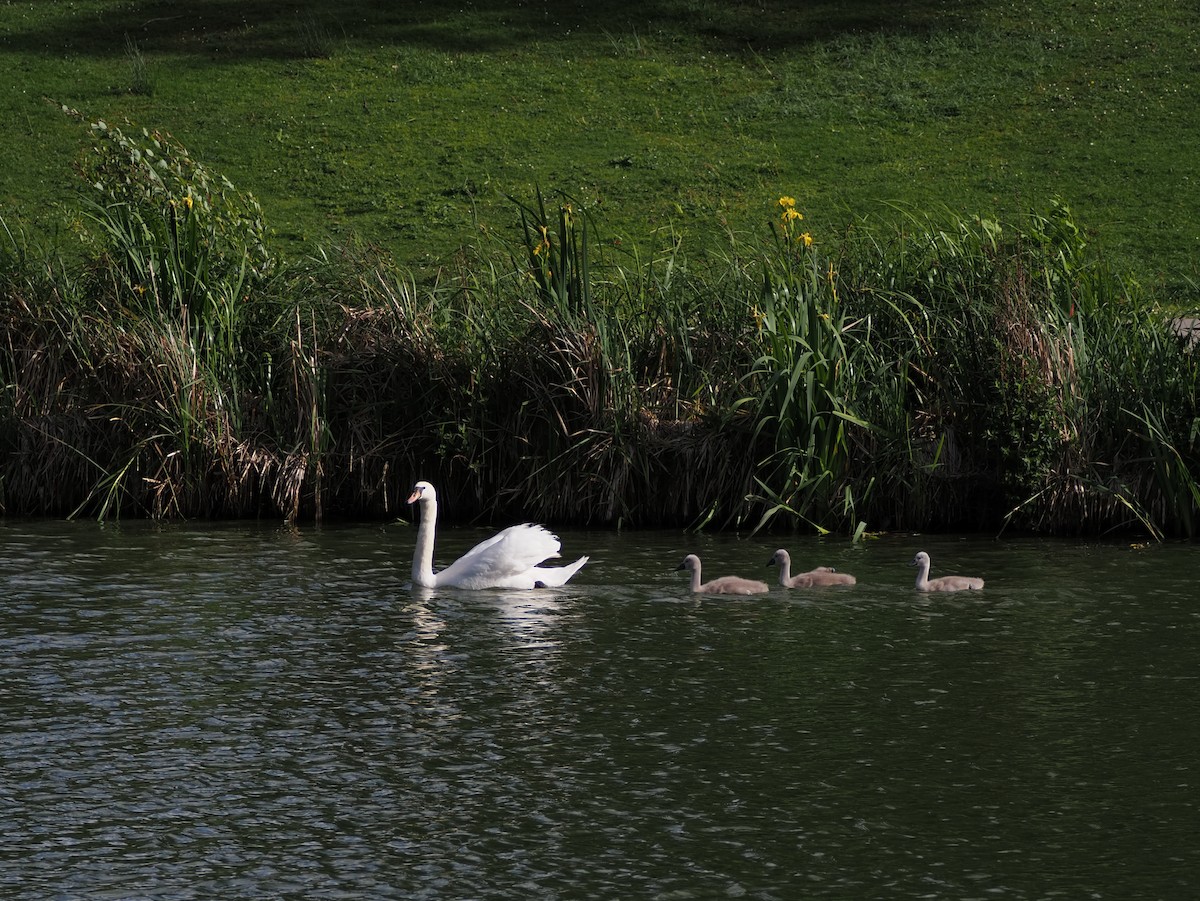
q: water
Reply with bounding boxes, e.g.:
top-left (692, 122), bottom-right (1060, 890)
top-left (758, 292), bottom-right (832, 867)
top-left (2, 520), bottom-right (1197, 899)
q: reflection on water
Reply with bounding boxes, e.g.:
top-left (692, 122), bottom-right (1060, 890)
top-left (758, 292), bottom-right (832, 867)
top-left (1, 521), bottom-right (1197, 898)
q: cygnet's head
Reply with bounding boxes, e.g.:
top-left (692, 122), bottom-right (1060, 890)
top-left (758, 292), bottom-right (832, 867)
top-left (767, 549), bottom-right (790, 568)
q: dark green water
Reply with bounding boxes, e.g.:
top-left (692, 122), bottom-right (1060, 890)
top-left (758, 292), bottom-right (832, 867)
top-left (2, 521), bottom-right (1197, 899)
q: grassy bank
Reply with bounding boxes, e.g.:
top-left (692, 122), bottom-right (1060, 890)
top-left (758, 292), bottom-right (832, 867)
top-left (3, 120), bottom-right (1199, 537)
top-left (1, 0), bottom-right (1198, 282)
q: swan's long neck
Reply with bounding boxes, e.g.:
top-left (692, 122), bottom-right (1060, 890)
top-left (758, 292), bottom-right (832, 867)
top-left (689, 560), bottom-right (703, 592)
top-left (777, 554), bottom-right (792, 584)
top-left (914, 557), bottom-right (930, 590)
top-left (412, 496), bottom-right (438, 587)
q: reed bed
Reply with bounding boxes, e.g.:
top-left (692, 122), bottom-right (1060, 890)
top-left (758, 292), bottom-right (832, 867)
top-left (3, 124), bottom-right (1199, 536)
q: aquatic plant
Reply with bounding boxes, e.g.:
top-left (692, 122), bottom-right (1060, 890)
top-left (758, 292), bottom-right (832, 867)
top-left (741, 197), bottom-right (868, 534)
top-left (3, 119), bottom-right (1199, 536)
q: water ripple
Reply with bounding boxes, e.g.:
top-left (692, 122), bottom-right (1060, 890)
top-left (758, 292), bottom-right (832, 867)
top-left (1, 525), bottom-right (1197, 897)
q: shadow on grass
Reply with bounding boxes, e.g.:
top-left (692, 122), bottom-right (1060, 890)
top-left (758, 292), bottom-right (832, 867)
top-left (4, 0), bottom-right (982, 60)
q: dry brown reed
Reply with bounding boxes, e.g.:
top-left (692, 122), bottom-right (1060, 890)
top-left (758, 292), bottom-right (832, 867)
top-left (3, 165), bottom-right (1199, 536)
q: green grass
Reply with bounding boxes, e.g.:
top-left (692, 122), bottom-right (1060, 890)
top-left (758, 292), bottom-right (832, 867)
top-left (4, 1), bottom-right (1200, 535)
top-left (1, 0), bottom-right (1198, 282)
top-left (4, 126), bottom-right (1200, 534)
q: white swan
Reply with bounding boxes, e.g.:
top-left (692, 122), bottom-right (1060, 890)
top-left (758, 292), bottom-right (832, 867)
top-left (675, 554), bottom-right (769, 595)
top-left (910, 550), bottom-right (984, 592)
top-left (767, 549), bottom-right (857, 588)
top-left (407, 481), bottom-right (589, 589)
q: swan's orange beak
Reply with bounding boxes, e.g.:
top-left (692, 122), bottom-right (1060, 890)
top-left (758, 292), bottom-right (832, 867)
top-left (407, 487), bottom-right (422, 504)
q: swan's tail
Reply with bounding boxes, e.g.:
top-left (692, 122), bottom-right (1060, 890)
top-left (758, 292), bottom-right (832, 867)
top-left (533, 555), bottom-right (589, 588)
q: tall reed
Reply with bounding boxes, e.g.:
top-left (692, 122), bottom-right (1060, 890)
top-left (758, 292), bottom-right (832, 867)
top-left (7, 115), bottom-right (284, 518)
top-left (481, 193), bottom-right (764, 526)
top-left (4, 119), bottom-right (1199, 535)
top-left (738, 197), bottom-right (869, 534)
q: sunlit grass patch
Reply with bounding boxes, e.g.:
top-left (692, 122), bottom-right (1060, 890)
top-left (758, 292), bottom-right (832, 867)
top-left (3, 0), bottom-right (1198, 280)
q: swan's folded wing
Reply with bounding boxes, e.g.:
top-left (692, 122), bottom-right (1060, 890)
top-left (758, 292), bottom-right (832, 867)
top-left (435, 523), bottom-right (561, 586)
top-left (530, 555), bottom-right (589, 587)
